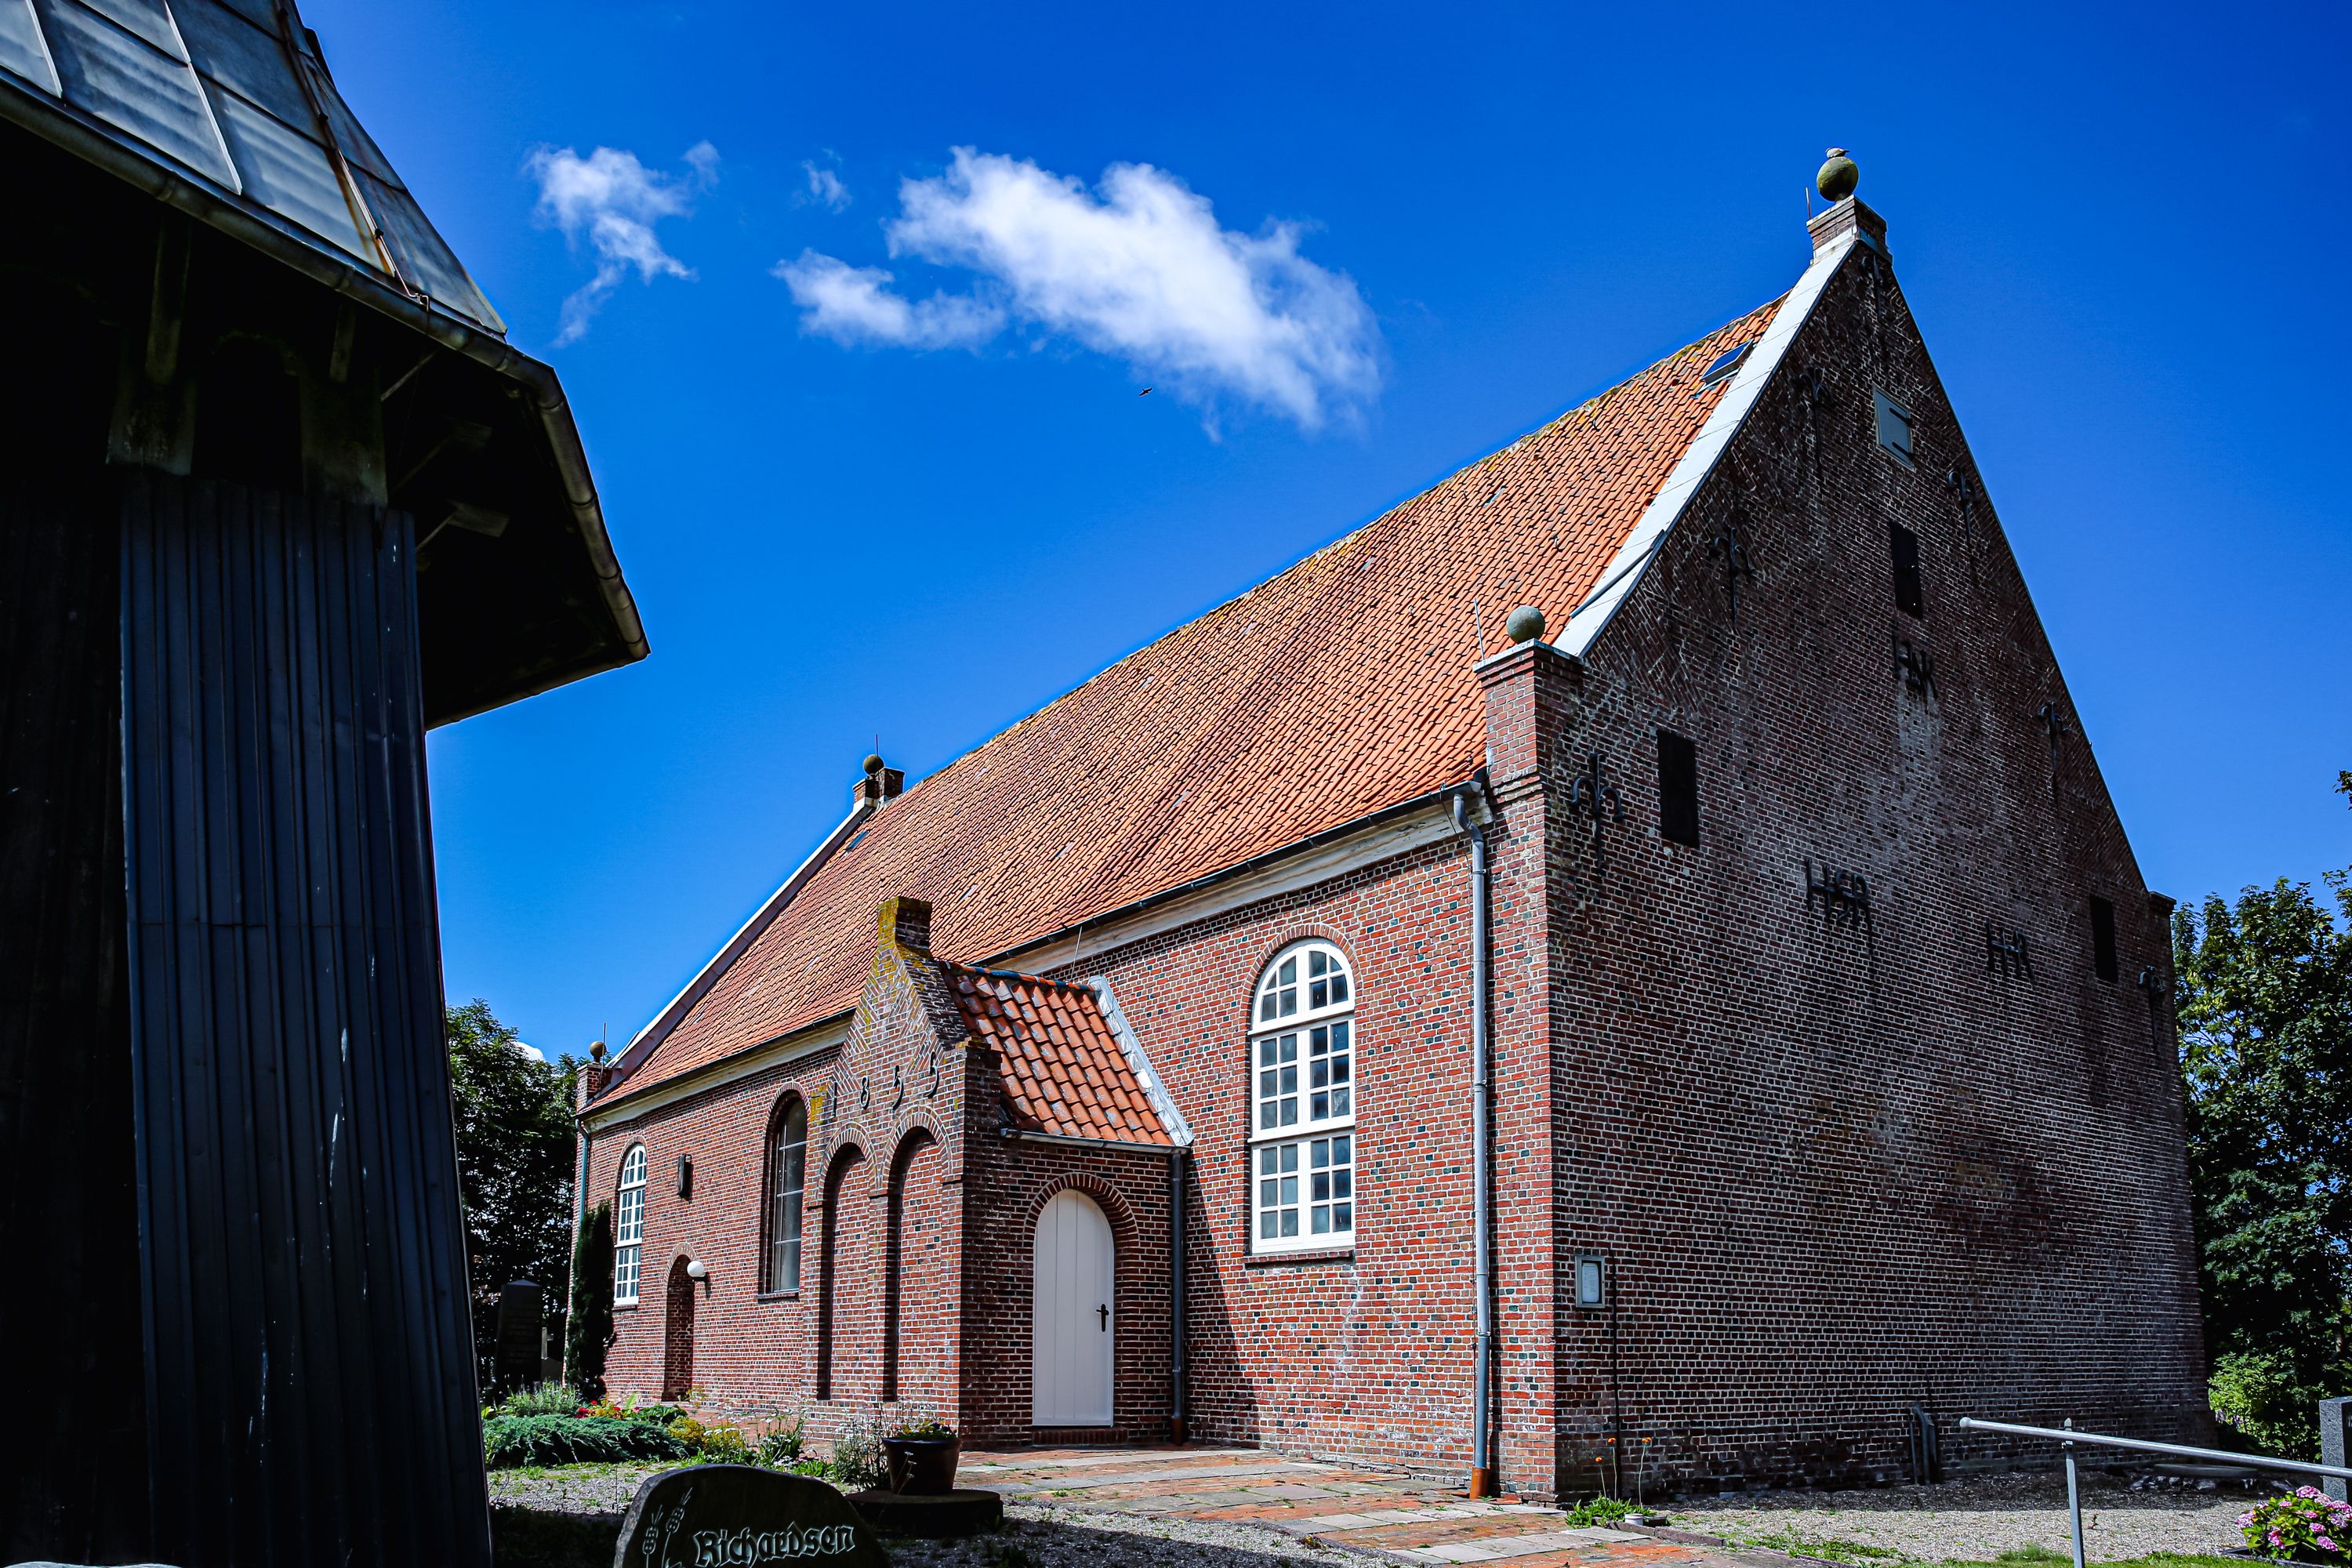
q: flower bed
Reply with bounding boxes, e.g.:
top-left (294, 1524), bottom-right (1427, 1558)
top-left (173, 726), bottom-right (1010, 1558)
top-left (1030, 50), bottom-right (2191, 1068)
top-left (2238, 1490), bottom-right (2352, 1566)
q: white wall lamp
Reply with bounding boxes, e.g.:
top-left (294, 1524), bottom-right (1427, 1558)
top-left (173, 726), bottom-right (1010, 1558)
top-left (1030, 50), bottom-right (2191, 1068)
top-left (684, 1258), bottom-right (707, 1283)
top-left (1573, 1252), bottom-right (1608, 1310)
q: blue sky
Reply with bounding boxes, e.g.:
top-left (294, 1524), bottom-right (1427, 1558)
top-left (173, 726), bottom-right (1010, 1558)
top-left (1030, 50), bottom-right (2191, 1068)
top-left (301, 0), bottom-right (2350, 1058)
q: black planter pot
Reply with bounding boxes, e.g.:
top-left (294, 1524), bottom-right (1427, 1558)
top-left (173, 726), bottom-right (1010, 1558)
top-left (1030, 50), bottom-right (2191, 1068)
top-left (882, 1435), bottom-right (960, 1496)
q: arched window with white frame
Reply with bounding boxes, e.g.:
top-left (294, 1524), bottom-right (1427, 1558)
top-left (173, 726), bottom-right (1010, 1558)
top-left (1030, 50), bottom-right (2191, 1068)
top-left (1250, 940), bottom-right (1356, 1252)
top-left (615, 1144), bottom-right (648, 1305)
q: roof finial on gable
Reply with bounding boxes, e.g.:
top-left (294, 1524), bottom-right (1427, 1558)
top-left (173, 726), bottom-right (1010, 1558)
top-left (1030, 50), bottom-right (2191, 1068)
top-left (1817, 147), bottom-right (1860, 202)
top-left (854, 752), bottom-right (905, 808)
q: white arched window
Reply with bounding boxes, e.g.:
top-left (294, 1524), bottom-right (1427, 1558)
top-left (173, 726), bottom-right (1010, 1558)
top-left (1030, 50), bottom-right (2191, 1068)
top-left (1250, 941), bottom-right (1356, 1252)
top-left (614, 1144), bottom-right (648, 1305)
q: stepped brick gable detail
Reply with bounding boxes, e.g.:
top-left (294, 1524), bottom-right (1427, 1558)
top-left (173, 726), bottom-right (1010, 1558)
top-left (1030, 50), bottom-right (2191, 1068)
top-left (579, 199), bottom-right (2201, 1496)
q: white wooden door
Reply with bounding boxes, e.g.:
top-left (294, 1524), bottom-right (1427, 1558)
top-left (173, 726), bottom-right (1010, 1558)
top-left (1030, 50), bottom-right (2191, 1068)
top-left (1032, 1189), bottom-right (1114, 1425)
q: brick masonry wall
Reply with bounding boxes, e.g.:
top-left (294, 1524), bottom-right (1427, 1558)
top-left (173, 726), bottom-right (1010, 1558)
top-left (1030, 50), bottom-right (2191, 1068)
top-left (1522, 227), bottom-right (2203, 1495)
top-left (582, 901), bottom-right (1181, 1445)
top-left (576, 213), bottom-right (2199, 1498)
top-left (1049, 835), bottom-right (1501, 1475)
top-left (957, 1135), bottom-right (1176, 1443)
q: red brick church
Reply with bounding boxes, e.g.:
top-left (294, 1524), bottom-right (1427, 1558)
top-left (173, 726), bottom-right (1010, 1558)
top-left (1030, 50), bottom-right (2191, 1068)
top-left (576, 174), bottom-right (2203, 1497)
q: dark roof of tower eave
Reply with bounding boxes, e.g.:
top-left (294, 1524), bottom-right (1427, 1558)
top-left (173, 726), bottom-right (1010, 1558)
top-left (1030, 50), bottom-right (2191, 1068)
top-left (0, 0), bottom-right (503, 332)
top-left (2, 0), bottom-right (653, 713)
top-left (596, 293), bottom-right (1792, 1108)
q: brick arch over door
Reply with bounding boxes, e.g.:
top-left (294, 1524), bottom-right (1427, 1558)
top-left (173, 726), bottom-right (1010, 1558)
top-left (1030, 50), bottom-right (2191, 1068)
top-left (880, 1127), bottom-right (949, 1405)
top-left (814, 1142), bottom-right (868, 1400)
top-left (1018, 1170), bottom-right (1142, 1243)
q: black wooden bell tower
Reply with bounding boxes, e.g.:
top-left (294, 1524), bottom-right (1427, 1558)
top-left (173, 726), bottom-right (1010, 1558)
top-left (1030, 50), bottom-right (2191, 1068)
top-left (0, 6), bottom-right (646, 1561)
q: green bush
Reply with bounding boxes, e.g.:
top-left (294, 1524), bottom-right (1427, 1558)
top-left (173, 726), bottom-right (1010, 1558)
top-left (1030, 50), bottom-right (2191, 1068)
top-left (757, 1414), bottom-right (808, 1468)
top-left (829, 1408), bottom-right (887, 1492)
top-left (666, 1414), bottom-right (754, 1463)
top-left (482, 1412), bottom-right (694, 1469)
top-left (2212, 1349), bottom-right (2332, 1460)
top-left (580, 1394), bottom-right (688, 1426)
top-left (491, 1381), bottom-right (579, 1419)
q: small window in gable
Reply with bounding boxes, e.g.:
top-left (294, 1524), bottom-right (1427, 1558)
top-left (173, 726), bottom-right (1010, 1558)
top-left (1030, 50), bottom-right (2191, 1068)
top-left (1657, 730), bottom-right (1699, 847)
top-left (1889, 522), bottom-right (1926, 619)
top-left (1698, 342), bottom-right (1751, 392)
top-left (2090, 895), bottom-right (2118, 983)
top-left (1875, 390), bottom-right (1916, 466)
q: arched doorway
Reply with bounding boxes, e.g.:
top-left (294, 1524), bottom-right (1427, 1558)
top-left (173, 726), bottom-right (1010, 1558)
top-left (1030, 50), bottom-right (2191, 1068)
top-left (880, 1129), bottom-right (937, 1403)
top-left (662, 1257), bottom-right (695, 1399)
top-left (815, 1145), bottom-right (866, 1399)
top-left (1032, 1189), bottom-right (1113, 1427)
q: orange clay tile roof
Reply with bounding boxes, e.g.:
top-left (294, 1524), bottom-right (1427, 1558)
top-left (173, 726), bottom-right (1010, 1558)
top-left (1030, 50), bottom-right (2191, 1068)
top-left (603, 296), bottom-right (1787, 1105)
top-left (950, 967), bottom-right (1173, 1146)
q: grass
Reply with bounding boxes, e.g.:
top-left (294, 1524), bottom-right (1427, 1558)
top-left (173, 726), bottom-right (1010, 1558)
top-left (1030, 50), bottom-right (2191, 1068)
top-left (1700, 1532), bottom-right (2251, 1568)
top-left (487, 1459), bottom-right (670, 1483)
top-left (1729, 1531), bottom-right (1907, 1563)
top-left (1945, 1555), bottom-right (2249, 1568)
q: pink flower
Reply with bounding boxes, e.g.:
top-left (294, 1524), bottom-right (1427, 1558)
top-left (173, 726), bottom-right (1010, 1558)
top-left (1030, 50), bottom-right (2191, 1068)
top-left (2314, 1536), bottom-right (2338, 1553)
top-left (2300, 1486), bottom-right (2325, 1501)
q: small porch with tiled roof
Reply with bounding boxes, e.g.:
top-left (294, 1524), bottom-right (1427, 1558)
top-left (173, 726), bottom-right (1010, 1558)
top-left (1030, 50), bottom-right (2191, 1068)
top-left (960, 1445), bottom-right (1759, 1568)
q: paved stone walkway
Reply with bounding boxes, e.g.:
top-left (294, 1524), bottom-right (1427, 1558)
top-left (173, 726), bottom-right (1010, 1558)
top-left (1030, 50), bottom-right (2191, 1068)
top-left (963, 1446), bottom-right (1764, 1568)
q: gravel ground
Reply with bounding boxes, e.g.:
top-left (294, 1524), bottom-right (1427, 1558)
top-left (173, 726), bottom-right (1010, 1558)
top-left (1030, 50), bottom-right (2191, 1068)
top-left (487, 1469), bottom-right (1368, 1567)
top-left (487, 1463), bottom-right (2264, 1567)
top-left (891, 1504), bottom-right (1367, 1568)
top-left (487, 1459), bottom-right (672, 1513)
top-left (1673, 1472), bottom-right (2258, 1563)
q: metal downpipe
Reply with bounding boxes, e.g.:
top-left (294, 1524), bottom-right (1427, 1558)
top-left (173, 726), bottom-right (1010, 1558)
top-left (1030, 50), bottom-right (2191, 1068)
top-left (1171, 1146), bottom-right (1189, 1443)
top-left (1454, 789), bottom-right (1496, 1497)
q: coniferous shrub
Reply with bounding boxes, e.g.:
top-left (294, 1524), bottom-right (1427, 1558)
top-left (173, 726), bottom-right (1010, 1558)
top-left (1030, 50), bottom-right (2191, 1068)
top-left (481, 1413), bottom-right (692, 1469)
top-left (564, 1203), bottom-right (615, 1402)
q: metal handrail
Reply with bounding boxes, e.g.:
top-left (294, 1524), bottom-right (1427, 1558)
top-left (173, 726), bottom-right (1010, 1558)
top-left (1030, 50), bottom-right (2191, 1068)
top-left (1957, 1416), bottom-right (2352, 1568)
top-left (1958, 1417), bottom-right (2352, 1483)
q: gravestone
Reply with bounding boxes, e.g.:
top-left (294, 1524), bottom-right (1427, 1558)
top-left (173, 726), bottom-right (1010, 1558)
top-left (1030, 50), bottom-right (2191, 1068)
top-left (495, 1279), bottom-right (544, 1396)
top-left (2321, 1396), bottom-right (2349, 1503)
top-left (613, 1467), bottom-right (887, 1568)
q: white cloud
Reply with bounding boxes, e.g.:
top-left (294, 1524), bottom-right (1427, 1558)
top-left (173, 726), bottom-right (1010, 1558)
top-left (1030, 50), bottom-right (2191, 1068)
top-left (775, 251), bottom-right (1004, 348)
top-left (803, 161), bottom-right (851, 211)
top-left (779, 149), bottom-right (1380, 430)
top-left (509, 1040), bottom-right (546, 1062)
top-left (526, 140), bottom-right (718, 343)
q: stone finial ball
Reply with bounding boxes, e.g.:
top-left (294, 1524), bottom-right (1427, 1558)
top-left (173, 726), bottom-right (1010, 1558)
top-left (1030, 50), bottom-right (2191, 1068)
top-left (1504, 604), bottom-right (1547, 644)
top-left (863, 753), bottom-right (885, 775)
top-left (1817, 147), bottom-right (1860, 202)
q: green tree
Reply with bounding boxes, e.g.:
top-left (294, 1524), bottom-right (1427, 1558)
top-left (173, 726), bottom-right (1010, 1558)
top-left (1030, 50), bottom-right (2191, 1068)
top-left (445, 998), bottom-right (579, 1396)
top-left (567, 1202), bottom-right (616, 1402)
top-left (2176, 777), bottom-right (2352, 1457)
